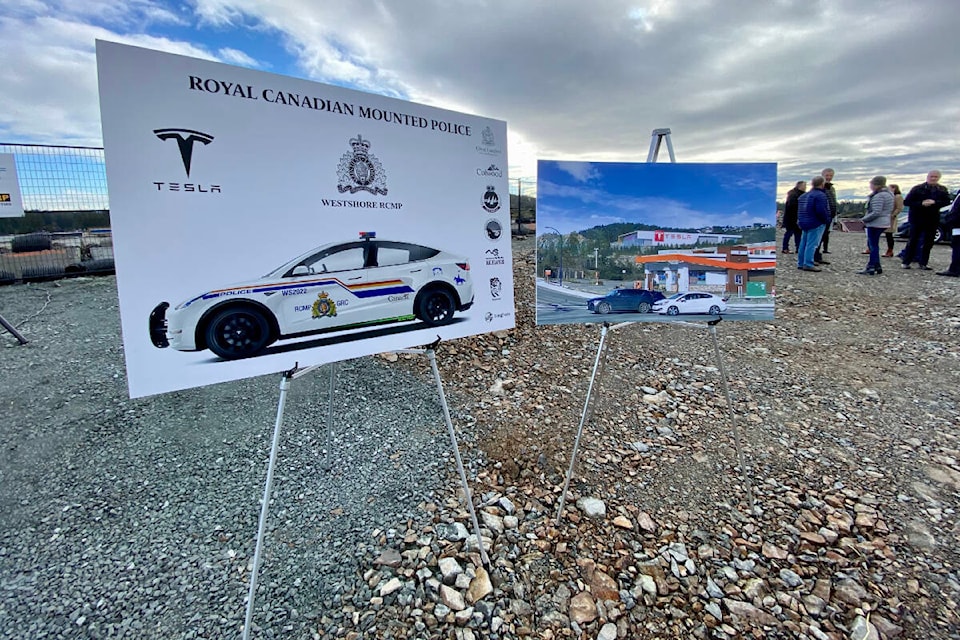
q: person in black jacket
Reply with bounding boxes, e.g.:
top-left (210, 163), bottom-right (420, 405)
top-left (781, 180), bottom-right (806, 253)
top-left (902, 170), bottom-right (952, 270)
top-left (936, 195), bottom-right (960, 277)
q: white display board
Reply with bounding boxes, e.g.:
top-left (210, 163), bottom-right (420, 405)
top-left (96, 41), bottom-right (513, 398)
top-left (0, 154), bottom-right (24, 217)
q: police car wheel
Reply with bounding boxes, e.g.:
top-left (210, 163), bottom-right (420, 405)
top-left (667, 306), bottom-right (679, 316)
top-left (205, 307), bottom-right (271, 359)
top-left (418, 288), bottom-right (455, 326)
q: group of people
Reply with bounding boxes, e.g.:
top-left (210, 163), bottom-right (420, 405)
top-left (781, 168), bottom-right (960, 277)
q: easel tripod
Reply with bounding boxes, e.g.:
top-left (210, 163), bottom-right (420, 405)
top-left (241, 339), bottom-right (488, 640)
top-left (0, 311), bottom-right (28, 345)
top-left (555, 128), bottom-right (756, 524)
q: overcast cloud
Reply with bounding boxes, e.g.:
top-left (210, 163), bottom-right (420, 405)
top-left (1, 0), bottom-right (957, 198)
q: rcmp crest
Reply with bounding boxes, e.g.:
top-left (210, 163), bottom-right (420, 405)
top-left (337, 135), bottom-right (388, 195)
top-left (482, 185), bottom-right (500, 213)
top-left (311, 291), bottom-right (338, 318)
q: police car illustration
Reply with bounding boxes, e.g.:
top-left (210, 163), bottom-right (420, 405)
top-left (149, 232), bottom-right (474, 359)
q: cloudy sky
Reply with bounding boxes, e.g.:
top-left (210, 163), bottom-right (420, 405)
top-left (1, 0), bottom-right (957, 200)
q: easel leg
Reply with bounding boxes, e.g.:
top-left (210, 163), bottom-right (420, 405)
top-left (242, 373), bottom-right (293, 640)
top-left (426, 348), bottom-right (490, 568)
top-left (708, 325), bottom-right (756, 511)
top-left (0, 312), bottom-right (28, 345)
top-left (556, 324), bottom-right (609, 524)
top-left (321, 362), bottom-right (338, 470)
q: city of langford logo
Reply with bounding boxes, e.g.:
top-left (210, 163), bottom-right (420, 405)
top-left (482, 127), bottom-right (495, 147)
top-left (154, 128), bottom-right (214, 177)
top-left (482, 185), bottom-right (500, 213)
top-left (476, 126), bottom-right (502, 156)
top-left (337, 135), bottom-right (388, 196)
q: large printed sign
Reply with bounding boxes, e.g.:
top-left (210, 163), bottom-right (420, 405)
top-left (96, 41), bottom-right (513, 398)
top-left (535, 161), bottom-right (776, 325)
top-left (0, 154), bottom-right (24, 217)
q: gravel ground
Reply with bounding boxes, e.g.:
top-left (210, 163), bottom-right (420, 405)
top-left (1, 229), bottom-right (959, 639)
top-left (0, 285), bottom-right (470, 639)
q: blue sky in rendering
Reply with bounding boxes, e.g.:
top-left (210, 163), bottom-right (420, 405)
top-left (537, 161), bottom-right (777, 235)
top-left (1, 0), bottom-right (959, 203)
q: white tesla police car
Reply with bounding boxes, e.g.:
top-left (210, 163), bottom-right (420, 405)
top-left (149, 232), bottom-right (474, 359)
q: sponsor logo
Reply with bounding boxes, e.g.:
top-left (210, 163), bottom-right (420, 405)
top-left (152, 127), bottom-right (221, 193)
top-left (337, 135), bottom-right (387, 196)
top-left (0, 193), bottom-right (10, 202)
top-left (154, 128), bottom-right (214, 177)
top-left (477, 164), bottom-right (503, 178)
top-left (476, 126), bottom-right (502, 156)
top-left (489, 277), bottom-right (502, 300)
top-left (482, 185), bottom-right (500, 213)
top-left (485, 248), bottom-right (505, 266)
top-left (485, 311), bottom-right (513, 322)
top-left (311, 291), bottom-right (338, 318)
top-left (485, 219), bottom-right (503, 241)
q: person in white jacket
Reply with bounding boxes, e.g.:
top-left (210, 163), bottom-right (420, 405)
top-left (859, 176), bottom-right (894, 275)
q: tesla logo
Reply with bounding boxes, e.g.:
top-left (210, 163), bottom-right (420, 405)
top-left (154, 128), bottom-right (215, 177)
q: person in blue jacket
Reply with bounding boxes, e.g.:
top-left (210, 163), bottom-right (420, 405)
top-left (796, 176), bottom-right (832, 272)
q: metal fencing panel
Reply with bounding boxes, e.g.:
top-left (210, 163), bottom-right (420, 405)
top-left (0, 143), bottom-right (113, 284)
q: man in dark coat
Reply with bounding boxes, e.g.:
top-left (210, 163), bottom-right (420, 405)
top-left (796, 176), bottom-right (831, 271)
top-left (781, 180), bottom-right (805, 253)
top-left (902, 170), bottom-right (952, 270)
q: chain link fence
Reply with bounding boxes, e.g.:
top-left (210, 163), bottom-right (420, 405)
top-left (0, 143), bottom-right (112, 284)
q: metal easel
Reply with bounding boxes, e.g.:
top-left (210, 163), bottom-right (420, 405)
top-left (556, 129), bottom-right (755, 524)
top-left (0, 312), bottom-right (29, 345)
top-left (242, 339), bottom-right (488, 639)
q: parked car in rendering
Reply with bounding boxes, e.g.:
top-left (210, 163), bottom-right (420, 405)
top-left (149, 232), bottom-right (474, 360)
top-left (652, 291), bottom-right (728, 316)
top-left (586, 288), bottom-right (666, 314)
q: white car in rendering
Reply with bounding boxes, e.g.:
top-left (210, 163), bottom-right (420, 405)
top-left (652, 292), bottom-right (728, 316)
top-left (149, 232), bottom-right (474, 359)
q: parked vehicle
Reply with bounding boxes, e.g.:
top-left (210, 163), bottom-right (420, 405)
top-left (586, 288), bottom-right (665, 314)
top-left (149, 232), bottom-right (474, 360)
top-left (897, 196), bottom-right (958, 244)
top-left (652, 292), bottom-right (728, 316)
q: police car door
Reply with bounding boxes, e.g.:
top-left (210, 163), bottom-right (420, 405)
top-left (361, 241), bottom-right (419, 322)
top-left (279, 243), bottom-right (369, 334)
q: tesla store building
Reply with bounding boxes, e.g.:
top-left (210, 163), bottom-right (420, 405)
top-left (635, 244), bottom-right (776, 296)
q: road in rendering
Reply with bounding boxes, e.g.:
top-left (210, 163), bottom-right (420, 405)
top-left (535, 284), bottom-right (774, 325)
